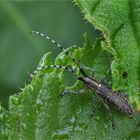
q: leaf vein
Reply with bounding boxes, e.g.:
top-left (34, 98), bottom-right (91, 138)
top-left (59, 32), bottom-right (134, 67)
top-left (90, 0), bottom-right (102, 15)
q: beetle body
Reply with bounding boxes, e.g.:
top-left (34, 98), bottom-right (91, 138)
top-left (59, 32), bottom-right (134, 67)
top-left (31, 30), bottom-right (134, 129)
top-left (78, 76), bottom-right (133, 116)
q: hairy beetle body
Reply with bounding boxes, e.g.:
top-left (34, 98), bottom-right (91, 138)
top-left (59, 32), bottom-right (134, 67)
top-left (79, 76), bottom-right (133, 116)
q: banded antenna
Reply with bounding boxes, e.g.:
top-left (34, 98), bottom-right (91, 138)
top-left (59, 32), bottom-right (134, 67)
top-left (31, 31), bottom-right (86, 76)
top-left (30, 65), bottom-right (75, 78)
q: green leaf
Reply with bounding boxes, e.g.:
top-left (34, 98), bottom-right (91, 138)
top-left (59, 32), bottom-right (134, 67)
top-left (1, 1), bottom-right (140, 139)
top-left (75, 0), bottom-right (140, 108)
top-left (1, 34), bottom-right (140, 139)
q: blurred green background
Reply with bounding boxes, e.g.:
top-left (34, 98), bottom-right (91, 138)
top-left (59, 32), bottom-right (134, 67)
top-left (0, 1), bottom-right (98, 108)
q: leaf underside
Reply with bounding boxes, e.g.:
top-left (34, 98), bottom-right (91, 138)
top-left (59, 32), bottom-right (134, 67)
top-left (1, 0), bottom-right (140, 140)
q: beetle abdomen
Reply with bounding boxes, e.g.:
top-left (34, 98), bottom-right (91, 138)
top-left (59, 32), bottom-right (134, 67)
top-left (82, 77), bottom-right (133, 116)
top-left (96, 85), bottom-right (133, 116)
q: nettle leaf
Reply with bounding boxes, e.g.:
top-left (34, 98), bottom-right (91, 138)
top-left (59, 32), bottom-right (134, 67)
top-left (75, 0), bottom-right (140, 107)
top-left (0, 34), bottom-right (140, 140)
top-left (1, 1), bottom-right (140, 140)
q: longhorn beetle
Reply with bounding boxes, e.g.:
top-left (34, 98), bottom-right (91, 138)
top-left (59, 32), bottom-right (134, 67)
top-left (31, 31), bottom-right (133, 129)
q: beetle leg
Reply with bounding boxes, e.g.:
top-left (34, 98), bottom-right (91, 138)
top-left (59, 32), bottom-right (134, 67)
top-left (117, 91), bottom-right (129, 98)
top-left (90, 93), bottom-right (97, 116)
top-left (85, 66), bottom-right (96, 76)
top-left (123, 93), bottom-right (128, 98)
top-left (82, 65), bottom-right (96, 77)
top-left (60, 88), bottom-right (88, 97)
top-left (99, 77), bottom-right (107, 84)
top-left (76, 59), bottom-right (96, 77)
top-left (99, 77), bottom-right (112, 88)
top-left (103, 99), bottom-right (116, 129)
